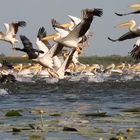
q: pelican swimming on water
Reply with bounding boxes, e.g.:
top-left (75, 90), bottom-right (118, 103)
top-left (108, 20), bottom-right (140, 60)
top-left (115, 3), bottom-right (140, 16)
top-left (0, 21), bottom-right (26, 49)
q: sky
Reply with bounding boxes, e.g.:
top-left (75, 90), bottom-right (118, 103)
top-left (0, 0), bottom-right (139, 56)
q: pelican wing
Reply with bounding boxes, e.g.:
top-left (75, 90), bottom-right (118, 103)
top-left (51, 19), bottom-right (69, 38)
top-left (62, 8), bottom-right (103, 41)
top-left (68, 15), bottom-right (81, 26)
top-left (4, 21), bottom-right (26, 36)
top-left (12, 21), bottom-right (26, 34)
top-left (37, 27), bottom-right (51, 49)
top-left (19, 35), bottom-right (44, 59)
top-left (20, 35), bottom-right (33, 49)
top-left (57, 49), bottom-right (75, 79)
top-left (43, 43), bottom-right (59, 58)
top-left (108, 31), bottom-right (140, 42)
top-left (4, 23), bottom-right (10, 35)
top-left (115, 10), bottom-right (140, 16)
top-left (53, 43), bottom-right (64, 56)
top-left (130, 45), bottom-right (140, 60)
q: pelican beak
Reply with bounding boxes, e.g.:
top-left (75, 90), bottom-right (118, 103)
top-left (114, 21), bottom-right (133, 28)
top-left (129, 3), bottom-right (140, 9)
top-left (61, 22), bottom-right (72, 28)
top-left (21, 54), bottom-right (28, 58)
top-left (41, 34), bottom-right (58, 40)
top-left (14, 64), bottom-right (22, 70)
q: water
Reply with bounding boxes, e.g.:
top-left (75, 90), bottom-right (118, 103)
top-left (0, 76), bottom-right (140, 140)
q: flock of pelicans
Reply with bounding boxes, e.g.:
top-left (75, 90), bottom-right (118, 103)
top-left (1, 4), bottom-right (140, 83)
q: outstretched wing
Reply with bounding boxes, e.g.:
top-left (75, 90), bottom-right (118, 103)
top-left (20, 35), bottom-right (33, 49)
top-left (37, 26), bottom-right (51, 48)
top-left (108, 31), bottom-right (139, 42)
top-left (4, 21), bottom-right (26, 36)
top-left (51, 18), bottom-right (69, 38)
top-left (130, 45), bottom-right (140, 60)
top-left (64, 8), bottom-right (103, 40)
top-left (115, 10), bottom-right (140, 16)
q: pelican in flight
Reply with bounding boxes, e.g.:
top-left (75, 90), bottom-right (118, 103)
top-left (115, 3), bottom-right (140, 16)
top-left (108, 20), bottom-right (140, 60)
top-left (42, 8), bottom-right (103, 52)
top-left (15, 35), bottom-right (44, 59)
top-left (0, 21), bottom-right (26, 49)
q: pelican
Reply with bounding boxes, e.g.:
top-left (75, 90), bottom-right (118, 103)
top-left (47, 14), bottom-right (93, 49)
top-left (0, 21), bottom-right (26, 49)
top-left (108, 20), bottom-right (140, 60)
top-left (115, 3), bottom-right (140, 16)
top-left (36, 27), bottom-right (51, 58)
top-left (36, 27), bottom-right (63, 70)
top-left (18, 35), bottom-right (63, 78)
top-left (42, 8), bottom-right (103, 52)
top-left (15, 35), bottom-right (44, 59)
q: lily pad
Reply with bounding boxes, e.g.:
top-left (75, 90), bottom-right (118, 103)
top-left (63, 126), bottom-right (78, 132)
top-left (121, 107), bottom-right (140, 113)
top-left (49, 113), bottom-right (62, 117)
top-left (79, 112), bottom-right (107, 117)
top-left (29, 134), bottom-right (45, 140)
top-left (5, 110), bottom-right (22, 117)
top-left (12, 127), bottom-right (21, 132)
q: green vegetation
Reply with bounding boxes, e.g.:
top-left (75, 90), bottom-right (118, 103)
top-left (0, 57), bottom-right (29, 64)
top-left (5, 110), bottom-right (22, 117)
top-left (0, 55), bottom-right (139, 66)
top-left (79, 55), bottom-right (138, 66)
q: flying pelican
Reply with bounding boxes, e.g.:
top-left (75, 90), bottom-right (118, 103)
top-left (115, 3), bottom-right (140, 16)
top-left (0, 21), bottom-right (26, 49)
top-left (36, 27), bottom-right (51, 58)
top-left (108, 20), bottom-right (140, 60)
top-left (17, 35), bottom-right (63, 78)
top-left (42, 8), bottom-right (103, 52)
top-left (46, 14), bottom-right (92, 48)
top-left (36, 26), bottom-right (63, 70)
top-left (15, 35), bottom-right (44, 59)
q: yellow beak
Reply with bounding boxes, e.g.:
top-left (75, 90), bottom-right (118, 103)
top-left (129, 3), bottom-right (140, 9)
top-left (21, 54), bottom-right (28, 58)
top-left (114, 21), bottom-right (133, 28)
top-left (41, 34), bottom-right (58, 40)
top-left (61, 22), bottom-right (72, 28)
top-left (14, 64), bottom-right (22, 70)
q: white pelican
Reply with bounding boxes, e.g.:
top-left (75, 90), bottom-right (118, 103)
top-left (115, 3), bottom-right (140, 16)
top-left (0, 21), bottom-right (26, 49)
top-left (42, 8), bottom-right (103, 51)
top-left (36, 27), bottom-right (62, 70)
top-left (36, 27), bottom-right (51, 57)
top-left (47, 14), bottom-right (92, 48)
top-left (108, 20), bottom-right (140, 60)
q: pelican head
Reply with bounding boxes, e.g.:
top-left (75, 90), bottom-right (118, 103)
top-left (129, 3), bottom-right (140, 9)
top-left (114, 20), bottom-right (135, 28)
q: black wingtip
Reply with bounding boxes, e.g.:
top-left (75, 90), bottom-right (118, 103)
top-left (108, 37), bottom-right (117, 42)
top-left (115, 12), bottom-right (123, 16)
top-left (18, 21), bottom-right (26, 27)
top-left (51, 18), bottom-right (57, 29)
top-left (37, 27), bottom-right (46, 39)
top-left (94, 8), bottom-right (103, 17)
top-left (130, 45), bottom-right (140, 60)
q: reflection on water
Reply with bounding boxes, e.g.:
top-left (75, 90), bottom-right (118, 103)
top-left (0, 76), bottom-right (140, 140)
